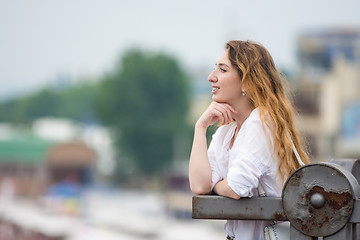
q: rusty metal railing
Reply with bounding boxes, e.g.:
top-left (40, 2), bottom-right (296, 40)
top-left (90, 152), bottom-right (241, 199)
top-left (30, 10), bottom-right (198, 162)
top-left (192, 159), bottom-right (360, 239)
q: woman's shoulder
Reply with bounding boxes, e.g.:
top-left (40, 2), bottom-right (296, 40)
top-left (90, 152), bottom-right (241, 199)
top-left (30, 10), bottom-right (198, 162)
top-left (248, 108), bottom-right (261, 122)
top-left (242, 108), bottom-right (263, 130)
top-left (239, 108), bottom-right (272, 142)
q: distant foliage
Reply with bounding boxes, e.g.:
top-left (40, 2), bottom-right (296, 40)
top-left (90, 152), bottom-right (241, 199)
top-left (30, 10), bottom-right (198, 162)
top-left (0, 84), bottom-right (98, 124)
top-left (95, 48), bottom-right (191, 176)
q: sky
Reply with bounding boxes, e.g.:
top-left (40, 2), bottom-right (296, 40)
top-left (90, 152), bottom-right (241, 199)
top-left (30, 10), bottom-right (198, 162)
top-left (0, 0), bottom-right (359, 98)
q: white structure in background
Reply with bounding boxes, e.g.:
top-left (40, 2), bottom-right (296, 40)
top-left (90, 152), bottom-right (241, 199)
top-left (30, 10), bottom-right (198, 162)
top-left (32, 118), bottom-right (79, 142)
top-left (80, 124), bottom-right (116, 176)
top-left (32, 117), bottom-right (116, 176)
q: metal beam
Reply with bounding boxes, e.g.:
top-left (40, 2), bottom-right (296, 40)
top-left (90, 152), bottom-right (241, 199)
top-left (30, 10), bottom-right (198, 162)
top-left (192, 195), bottom-right (287, 221)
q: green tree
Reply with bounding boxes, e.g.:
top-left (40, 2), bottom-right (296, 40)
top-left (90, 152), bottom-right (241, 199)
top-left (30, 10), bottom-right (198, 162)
top-left (6, 89), bottom-right (60, 124)
top-left (0, 82), bottom-right (98, 124)
top-left (57, 83), bottom-right (98, 122)
top-left (96, 48), bottom-right (190, 177)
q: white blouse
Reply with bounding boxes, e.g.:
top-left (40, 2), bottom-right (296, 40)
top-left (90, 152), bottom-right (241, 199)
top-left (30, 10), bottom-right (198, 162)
top-left (208, 108), bottom-right (283, 240)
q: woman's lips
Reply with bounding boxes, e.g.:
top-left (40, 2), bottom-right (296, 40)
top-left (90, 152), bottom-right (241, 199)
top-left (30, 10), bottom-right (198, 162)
top-left (212, 86), bottom-right (219, 94)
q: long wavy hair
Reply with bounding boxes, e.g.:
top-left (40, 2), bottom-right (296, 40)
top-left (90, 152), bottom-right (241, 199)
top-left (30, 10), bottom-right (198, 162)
top-left (226, 40), bottom-right (309, 182)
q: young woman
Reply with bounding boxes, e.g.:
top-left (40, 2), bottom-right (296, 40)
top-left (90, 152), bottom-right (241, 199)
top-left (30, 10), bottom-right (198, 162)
top-left (189, 40), bottom-right (309, 240)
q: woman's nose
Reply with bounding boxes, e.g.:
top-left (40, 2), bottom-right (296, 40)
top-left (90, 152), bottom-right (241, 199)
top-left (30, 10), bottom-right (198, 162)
top-left (208, 70), bottom-right (217, 83)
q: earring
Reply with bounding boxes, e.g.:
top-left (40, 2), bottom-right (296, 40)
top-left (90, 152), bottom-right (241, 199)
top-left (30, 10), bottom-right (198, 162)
top-left (242, 90), bottom-right (245, 96)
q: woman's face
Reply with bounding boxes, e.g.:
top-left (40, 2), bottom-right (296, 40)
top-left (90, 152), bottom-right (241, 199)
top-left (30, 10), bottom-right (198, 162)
top-left (208, 49), bottom-right (243, 106)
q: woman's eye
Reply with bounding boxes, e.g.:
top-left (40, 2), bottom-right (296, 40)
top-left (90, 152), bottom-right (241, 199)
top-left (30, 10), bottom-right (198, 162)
top-left (220, 68), bottom-right (226, 73)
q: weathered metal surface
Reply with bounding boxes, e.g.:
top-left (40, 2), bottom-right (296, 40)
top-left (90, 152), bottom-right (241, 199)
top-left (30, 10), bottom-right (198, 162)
top-left (192, 195), bottom-right (287, 221)
top-left (323, 223), bottom-right (359, 240)
top-left (282, 163), bottom-right (357, 237)
top-left (349, 199), bottom-right (360, 223)
top-left (325, 162), bottom-right (360, 198)
top-left (290, 225), bottom-right (313, 240)
top-left (330, 159), bottom-right (360, 185)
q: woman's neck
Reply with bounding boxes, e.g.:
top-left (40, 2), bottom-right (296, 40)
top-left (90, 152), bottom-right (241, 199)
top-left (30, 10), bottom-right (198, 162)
top-left (232, 102), bottom-right (255, 130)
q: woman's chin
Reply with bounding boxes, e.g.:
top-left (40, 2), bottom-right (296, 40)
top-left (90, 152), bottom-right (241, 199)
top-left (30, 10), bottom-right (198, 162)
top-left (212, 96), bottom-right (226, 103)
top-left (212, 95), bottom-right (220, 102)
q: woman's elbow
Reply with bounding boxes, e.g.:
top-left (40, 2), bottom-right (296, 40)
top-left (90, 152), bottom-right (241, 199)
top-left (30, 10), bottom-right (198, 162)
top-left (190, 184), bottom-right (212, 195)
top-left (230, 194), bottom-right (241, 200)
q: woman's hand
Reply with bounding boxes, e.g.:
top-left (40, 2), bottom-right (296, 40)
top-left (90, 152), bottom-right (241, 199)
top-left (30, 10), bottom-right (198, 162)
top-left (196, 102), bottom-right (237, 129)
top-left (189, 102), bottom-right (237, 195)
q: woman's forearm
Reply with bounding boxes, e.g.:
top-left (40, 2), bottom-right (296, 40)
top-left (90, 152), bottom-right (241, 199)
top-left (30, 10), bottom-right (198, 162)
top-left (213, 179), bottom-right (241, 199)
top-left (189, 124), bottom-right (212, 195)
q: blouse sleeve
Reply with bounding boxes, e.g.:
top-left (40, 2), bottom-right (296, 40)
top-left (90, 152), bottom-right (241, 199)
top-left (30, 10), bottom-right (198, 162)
top-left (227, 118), bottom-right (273, 197)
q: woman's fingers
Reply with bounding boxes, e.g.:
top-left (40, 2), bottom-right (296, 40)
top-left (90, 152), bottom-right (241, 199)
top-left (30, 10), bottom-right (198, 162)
top-left (197, 106), bottom-right (221, 128)
top-left (217, 105), bottom-right (233, 124)
top-left (197, 102), bottom-right (237, 128)
top-left (212, 108), bottom-right (226, 125)
top-left (210, 102), bottom-right (236, 125)
top-left (214, 103), bottom-right (236, 124)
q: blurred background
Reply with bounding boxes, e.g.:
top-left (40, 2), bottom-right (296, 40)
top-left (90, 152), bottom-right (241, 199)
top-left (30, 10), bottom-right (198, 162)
top-left (0, 0), bottom-right (360, 239)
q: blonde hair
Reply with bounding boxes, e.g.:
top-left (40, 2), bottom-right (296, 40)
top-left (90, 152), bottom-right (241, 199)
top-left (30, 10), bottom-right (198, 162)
top-left (226, 40), bottom-right (309, 182)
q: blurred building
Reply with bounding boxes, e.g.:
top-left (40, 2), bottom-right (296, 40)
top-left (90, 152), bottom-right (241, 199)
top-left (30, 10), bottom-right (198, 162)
top-left (0, 134), bottom-right (52, 198)
top-left (33, 118), bottom-right (116, 177)
top-left (44, 141), bottom-right (96, 216)
top-left (293, 28), bottom-right (360, 162)
top-left (46, 142), bottom-right (96, 186)
top-left (0, 138), bottom-right (96, 197)
top-left (0, 124), bottom-right (98, 238)
top-left (0, 120), bottom-right (100, 201)
top-left (165, 161), bottom-right (193, 219)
